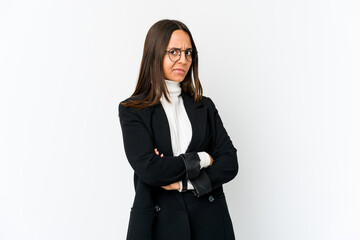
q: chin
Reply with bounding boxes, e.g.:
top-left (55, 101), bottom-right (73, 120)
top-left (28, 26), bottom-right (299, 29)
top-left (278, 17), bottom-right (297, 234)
top-left (168, 78), bottom-right (184, 82)
top-left (176, 76), bottom-right (187, 82)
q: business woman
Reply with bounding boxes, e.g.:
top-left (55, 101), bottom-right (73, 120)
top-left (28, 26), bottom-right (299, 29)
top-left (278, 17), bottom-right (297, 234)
top-left (118, 19), bottom-right (238, 240)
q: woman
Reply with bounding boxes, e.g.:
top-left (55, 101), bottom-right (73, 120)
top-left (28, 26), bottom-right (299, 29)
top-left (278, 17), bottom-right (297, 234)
top-left (118, 19), bottom-right (238, 240)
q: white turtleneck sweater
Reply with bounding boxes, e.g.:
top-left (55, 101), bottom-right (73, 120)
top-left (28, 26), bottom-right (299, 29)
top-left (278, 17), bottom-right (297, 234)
top-left (160, 79), bottom-right (211, 191)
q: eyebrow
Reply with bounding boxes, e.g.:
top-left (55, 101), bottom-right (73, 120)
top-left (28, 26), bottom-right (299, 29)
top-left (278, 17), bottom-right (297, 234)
top-left (168, 47), bottom-right (193, 50)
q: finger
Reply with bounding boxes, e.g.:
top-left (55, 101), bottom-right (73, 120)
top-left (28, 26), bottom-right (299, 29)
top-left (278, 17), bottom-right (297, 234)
top-left (160, 153), bottom-right (164, 157)
top-left (209, 155), bottom-right (214, 166)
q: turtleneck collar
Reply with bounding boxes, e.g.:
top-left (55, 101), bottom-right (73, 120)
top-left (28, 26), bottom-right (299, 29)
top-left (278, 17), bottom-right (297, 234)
top-left (164, 79), bottom-right (181, 98)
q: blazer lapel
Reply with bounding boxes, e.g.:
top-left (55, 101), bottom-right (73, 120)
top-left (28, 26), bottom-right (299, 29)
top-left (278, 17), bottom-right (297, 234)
top-left (151, 93), bottom-right (207, 156)
top-left (151, 103), bottom-right (173, 156)
top-left (181, 93), bottom-right (207, 153)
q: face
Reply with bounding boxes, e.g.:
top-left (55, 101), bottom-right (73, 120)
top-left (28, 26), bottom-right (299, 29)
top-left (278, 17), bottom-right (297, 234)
top-left (162, 30), bottom-right (192, 82)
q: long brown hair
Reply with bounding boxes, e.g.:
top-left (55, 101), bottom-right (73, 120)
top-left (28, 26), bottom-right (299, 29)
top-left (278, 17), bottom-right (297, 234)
top-left (121, 19), bottom-right (202, 108)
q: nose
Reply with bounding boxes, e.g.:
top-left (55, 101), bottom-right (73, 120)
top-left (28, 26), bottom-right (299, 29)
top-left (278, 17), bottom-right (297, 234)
top-left (177, 51), bottom-right (187, 63)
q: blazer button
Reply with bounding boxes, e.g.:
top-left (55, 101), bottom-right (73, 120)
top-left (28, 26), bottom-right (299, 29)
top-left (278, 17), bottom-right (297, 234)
top-left (208, 195), bottom-right (215, 203)
top-left (154, 205), bottom-right (161, 212)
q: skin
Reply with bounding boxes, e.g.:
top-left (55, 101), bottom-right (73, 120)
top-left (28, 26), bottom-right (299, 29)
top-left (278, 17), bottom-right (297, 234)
top-left (162, 30), bottom-right (192, 82)
top-left (156, 30), bottom-right (214, 190)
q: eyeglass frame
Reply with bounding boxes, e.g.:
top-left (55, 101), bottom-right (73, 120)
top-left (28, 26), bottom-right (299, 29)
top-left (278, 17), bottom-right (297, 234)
top-left (164, 48), bottom-right (197, 62)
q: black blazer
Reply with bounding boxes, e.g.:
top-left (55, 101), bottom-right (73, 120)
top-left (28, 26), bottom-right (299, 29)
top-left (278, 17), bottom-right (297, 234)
top-left (118, 92), bottom-right (238, 240)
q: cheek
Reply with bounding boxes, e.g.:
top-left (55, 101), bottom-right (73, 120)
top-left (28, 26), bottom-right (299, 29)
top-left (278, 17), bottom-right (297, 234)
top-left (164, 61), bottom-right (171, 70)
top-left (163, 60), bottom-right (174, 75)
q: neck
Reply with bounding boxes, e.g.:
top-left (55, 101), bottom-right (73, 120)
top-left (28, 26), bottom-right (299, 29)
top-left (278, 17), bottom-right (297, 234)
top-left (164, 79), bottom-right (181, 98)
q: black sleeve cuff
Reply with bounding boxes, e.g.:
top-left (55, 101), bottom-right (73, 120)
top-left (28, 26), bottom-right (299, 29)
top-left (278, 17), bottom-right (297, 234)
top-left (181, 179), bottom-right (188, 192)
top-left (179, 152), bottom-right (201, 180)
top-left (190, 170), bottom-right (212, 197)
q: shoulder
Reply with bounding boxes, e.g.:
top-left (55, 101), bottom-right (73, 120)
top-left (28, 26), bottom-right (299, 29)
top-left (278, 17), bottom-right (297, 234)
top-left (200, 95), bottom-right (217, 111)
top-left (118, 94), bottom-right (146, 110)
top-left (118, 94), bottom-right (158, 121)
top-left (118, 95), bottom-right (146, 117)
top-left (180, 92), bottom-right (215, 107)
top-left (200, 95), bottom-right (213, 105)
top-left (180, 92), bottom-right (218, 113)
top-left (119, 94), bottom-right (144, 105)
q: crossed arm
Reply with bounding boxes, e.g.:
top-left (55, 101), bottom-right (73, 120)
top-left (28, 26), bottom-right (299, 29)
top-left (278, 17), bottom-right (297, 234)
top-left (155, 148), bottom-right (214, 191)
top-left (119, 98), bottom-right (238, 197)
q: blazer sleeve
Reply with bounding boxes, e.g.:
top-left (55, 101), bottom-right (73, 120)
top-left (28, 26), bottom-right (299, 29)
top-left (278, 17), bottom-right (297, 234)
top-left (118, 102), bottom-right (202, 187)
top-left (190, 97), bottom-right (239, 197)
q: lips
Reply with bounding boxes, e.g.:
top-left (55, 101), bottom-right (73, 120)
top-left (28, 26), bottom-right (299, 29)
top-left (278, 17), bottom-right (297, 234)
top-left (173, 68), bottom-right (185, 74)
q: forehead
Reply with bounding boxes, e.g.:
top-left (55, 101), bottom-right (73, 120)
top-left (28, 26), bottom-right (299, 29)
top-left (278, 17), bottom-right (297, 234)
top-left (166, 30), bottom-right (192, 48)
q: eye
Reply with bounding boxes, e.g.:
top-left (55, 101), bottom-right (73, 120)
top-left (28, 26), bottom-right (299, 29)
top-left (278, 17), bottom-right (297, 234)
top-left (185, 50), bottom-right (192, 56)
top-left (169, 48), bottom-right (179, 55)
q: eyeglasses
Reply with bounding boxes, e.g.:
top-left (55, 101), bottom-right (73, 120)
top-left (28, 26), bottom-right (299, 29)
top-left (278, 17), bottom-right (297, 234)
top-left (165, 48), bottom-right (197, 62)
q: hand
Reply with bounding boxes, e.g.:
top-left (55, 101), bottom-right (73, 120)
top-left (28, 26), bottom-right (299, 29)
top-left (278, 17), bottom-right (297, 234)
top-left (155, 148), bottom-right (180, 190)
top-left (209, 154), bottom-right (214, 166)
top-left (154, 148), bottom-right (164, 157)
top-left (161, 181), bottom-right (180, 191)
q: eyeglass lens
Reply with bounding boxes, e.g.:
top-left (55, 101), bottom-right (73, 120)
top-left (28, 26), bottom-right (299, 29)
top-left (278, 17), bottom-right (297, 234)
top-left (168, 48), bottom-right (194, 62)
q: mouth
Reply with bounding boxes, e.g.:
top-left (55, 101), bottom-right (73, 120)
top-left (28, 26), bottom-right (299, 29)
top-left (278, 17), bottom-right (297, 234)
top-left (173, 68), bottom-right (185, 74)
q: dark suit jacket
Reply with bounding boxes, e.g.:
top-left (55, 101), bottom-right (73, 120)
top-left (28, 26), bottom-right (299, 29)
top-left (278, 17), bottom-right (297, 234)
top-left (118, 92), bottom-right (238, 240)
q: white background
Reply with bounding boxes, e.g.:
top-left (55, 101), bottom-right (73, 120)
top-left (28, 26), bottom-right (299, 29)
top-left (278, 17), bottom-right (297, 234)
top-left (1, 0), bottom-right (360, 239)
